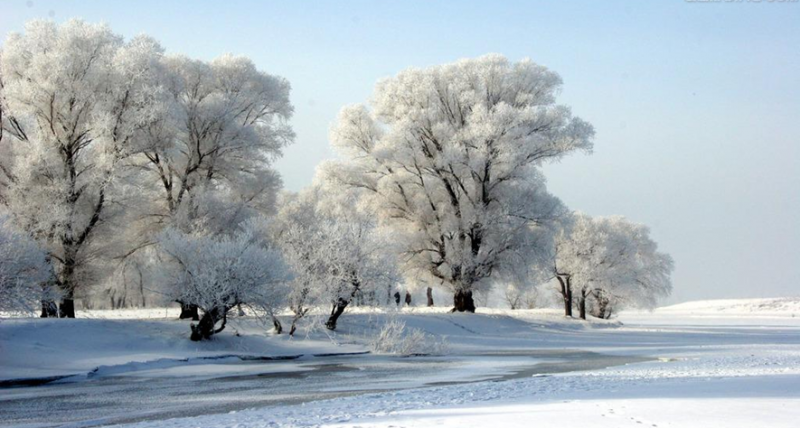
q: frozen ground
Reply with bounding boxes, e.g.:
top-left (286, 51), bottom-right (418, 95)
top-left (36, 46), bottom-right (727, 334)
top-left (1, 298), bottom-right (799, 427)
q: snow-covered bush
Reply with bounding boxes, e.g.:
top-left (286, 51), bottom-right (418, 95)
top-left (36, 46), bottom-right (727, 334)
top-left (0, 215), bottom-right (52, 314)
top-left (158, 224), bottom-right (289, 341)
top-left (370, 318), bottom-right (448, 356)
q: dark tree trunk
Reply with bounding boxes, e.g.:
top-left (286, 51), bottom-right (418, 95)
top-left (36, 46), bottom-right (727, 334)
top-left (179, 302), bottom-right (199, 320)
top-left (40, 300), bottom-right (58, 318)
top-left (326, 298), bottom-right (349, 330)
top-left (452, 289), bottom-right (476, 313)
top-left (557, 275), bottom-right (573, 317)
top-left (59, 296), bottom-right (76, 318)
top-left (139, 273), bottom-right (146, 308)
top-left (426, 287), bottom-right (434, 307)
top-left (404, 291), bottom-right (412, 306)
top-left (190, 307), bottom-right (227, 341)
top-left (58, 259), bottom-right (77, 318)
top-left (579, 297), bottom-right (586, 320)
top-left (326, 278), bottom-right (361, 330)
top-left (289, 308), bottom-right (309, 336)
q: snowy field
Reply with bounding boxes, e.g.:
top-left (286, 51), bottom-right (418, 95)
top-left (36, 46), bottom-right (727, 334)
top-left (1, 298), bottom-right (799, 427)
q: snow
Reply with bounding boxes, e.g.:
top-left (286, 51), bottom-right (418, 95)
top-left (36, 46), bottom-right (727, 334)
top-left (0, 306), bottom-right (616, 383)
top-left (108, 341), bottom-right (800, 428)
top-left (656, 297), bottom-right (800, 317)
top-left (1, 299), bottom-right (799, 427)
top-left (0, 314), bottom-right (362, 382)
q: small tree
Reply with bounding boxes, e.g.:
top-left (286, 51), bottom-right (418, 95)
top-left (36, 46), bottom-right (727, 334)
top-left (273, 187), bottom-right (399, 332)
top-left (586, 218), bottom-right (674, 318)
top-left (271, 192), bottom-right (322, 335)
top-left (158, 224), bottom-right (287, 341)
top-left (552, 213), bottom-right (673, 319)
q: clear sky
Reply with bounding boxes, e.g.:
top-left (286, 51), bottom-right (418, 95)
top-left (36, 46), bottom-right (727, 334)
top-left (2, 0), bottom-right (798, 303)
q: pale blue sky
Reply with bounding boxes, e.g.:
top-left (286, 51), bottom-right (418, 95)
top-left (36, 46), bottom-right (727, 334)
top-left (2, 0), bottom-right (798, 302)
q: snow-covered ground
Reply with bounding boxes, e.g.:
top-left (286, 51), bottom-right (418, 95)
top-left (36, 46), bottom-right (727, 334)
top-left (0, 307), bottom-right (617, 383)
top-left (655, 297), bottom-right (800, 317)
top-left (1, 298), bottom-right (799, 427)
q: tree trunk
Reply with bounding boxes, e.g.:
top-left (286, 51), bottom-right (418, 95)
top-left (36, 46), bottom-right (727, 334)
top-left (426, 287), bottom-right (434, 307)
top-left (579, 297), bottom-right (586, 320)
top-left (58, 258), bottom-right (77, 318)
top-left (190, 307), bottom-right (227, 341)
top-left (325, 298), bottom-right (349, 330)
top-left (289, 308), bottom-right (308, 336)
top-left (139, 274), bottom-right (146, 308)
top-left (59, 291), bottom-right (76, 318)
top-left (179, 302), bottom-right (199, 320)
top-left (452, 289), bottom-right (476, 313)
top-left (40, 300), bottom-right (58, 318)
top-left (557, 275), bottom-right (572, 317)
top-left (272, 316), bottom-right (283, 334)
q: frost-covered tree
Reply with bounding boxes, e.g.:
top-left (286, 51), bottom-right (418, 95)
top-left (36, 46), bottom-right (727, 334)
top-left (0, 20), bottom-right (166, 317)
top-left (270, 191), bottom-right (321, 335)
top-left (325, 54), bottom-right (593, 312)
top-left (158, 224), bottom-right (288, 341)
top-left (554, 213), bottom-right (674, 319)
top-left (541, 214), bottom-right (578, 317)
top-left (319, 210), bottom-right (399, 330)
top-left (122, 53), bottom-right (293, 318)
top-left (273, 187), bottom-right (400, 332)
top-left (0, 215), bottom-right (53, 313)
top-left (587, 217), bottom-right (673, 318)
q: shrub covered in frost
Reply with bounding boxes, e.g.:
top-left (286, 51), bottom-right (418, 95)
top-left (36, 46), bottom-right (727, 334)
top-left (370, 318), bottom-right (448, 356)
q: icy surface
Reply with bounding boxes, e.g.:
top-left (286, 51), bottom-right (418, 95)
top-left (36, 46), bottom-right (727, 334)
top-left (1, 299), bottom-right (799, 427)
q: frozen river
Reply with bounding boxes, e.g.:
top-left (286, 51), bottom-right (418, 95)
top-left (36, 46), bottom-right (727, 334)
top-left (0, 350), bottom-right (647, 427)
